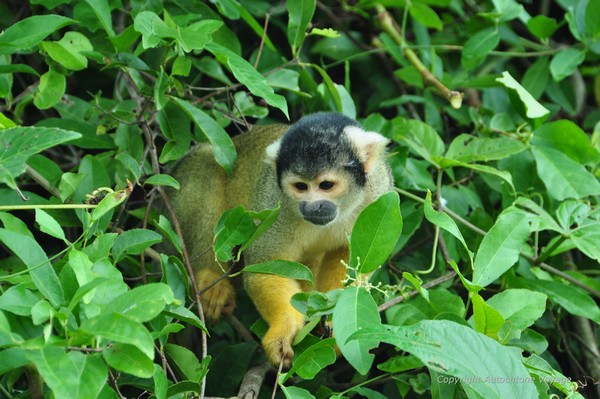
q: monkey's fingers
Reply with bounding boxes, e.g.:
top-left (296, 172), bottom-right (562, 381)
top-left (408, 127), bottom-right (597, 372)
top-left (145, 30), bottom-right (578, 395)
top-left (262, 330), bottom-right (295, 369)
top-left (196, 270), bottom-right (236, 321)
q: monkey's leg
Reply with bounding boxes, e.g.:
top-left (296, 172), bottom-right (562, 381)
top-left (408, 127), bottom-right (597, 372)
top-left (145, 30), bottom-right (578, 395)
top-left (244, 273), bottom-right (304, 367)
top-left (315, 247), bottom-right (349, 293)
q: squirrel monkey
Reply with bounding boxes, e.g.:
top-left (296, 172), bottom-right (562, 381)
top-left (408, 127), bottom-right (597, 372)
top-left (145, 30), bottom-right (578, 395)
top-left (171, 112), bottom-right (393, 366)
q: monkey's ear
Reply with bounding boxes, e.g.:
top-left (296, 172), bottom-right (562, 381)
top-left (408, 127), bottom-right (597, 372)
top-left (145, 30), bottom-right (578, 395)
top-left (265, 139), bottom-right (281, 165)
top-left (345, 126), bottom-right (390, 173)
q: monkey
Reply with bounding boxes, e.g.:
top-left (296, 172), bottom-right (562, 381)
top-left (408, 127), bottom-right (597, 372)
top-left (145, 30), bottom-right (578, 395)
top-left (169, 112), bottom-right (393, 367)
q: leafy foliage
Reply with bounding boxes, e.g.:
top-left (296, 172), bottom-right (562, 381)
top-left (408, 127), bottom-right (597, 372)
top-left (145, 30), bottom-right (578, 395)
top-left (0, 0), bottom-right (599, 398)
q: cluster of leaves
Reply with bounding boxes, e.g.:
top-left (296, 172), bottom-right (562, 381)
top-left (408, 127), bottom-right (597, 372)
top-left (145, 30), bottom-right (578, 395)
top-left (0, 0), bottom-right (599, 398)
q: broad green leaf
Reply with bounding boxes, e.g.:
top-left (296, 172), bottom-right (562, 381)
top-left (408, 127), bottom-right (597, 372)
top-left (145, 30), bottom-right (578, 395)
top-left (409, 2), bottom-right (443, 30)
top-left (206, 42), bottom-right (289, 118)
top-left (154, 68), bottom-right (168, 111)
top-left (461, 28), bottom-right (499, 69)
top-left (170, 98), bottom-right (237, 174)
top-left (550, 49), bottom-right (586, 82)
top-left (157, 101), bottom-right (191, 163)
top-left (163, 305), bottom-right (207, 332)
top-left (0, 64), bottom-right (40, 76)
top-left (526, 279), bottom-right (600, 324)
top-left (445, 135), bottom-right (526, 163)
top-left (281, 386), bottom-right (317, 399)
top-left (154, 364), bottom-right (168, 399)
top-left (83, 0), bottom-right (115, 37)
top-left (35, 208), bottom-right (66, 241)
top-left (472, 212), bottom-right (530, 287)
top-left (571, 222), bottom-right (600, 262)
top-left (471, 293), bottom-right (504, 339)
top-left (103, 343), bottom-right (154, 378)
top-left (332, 286), bottom-right (381, 375)
top-left (0, 285), bottom-right (39, 316)
top-left (492, 0), bottom-right (525, 22)
top-left (133, 11), bottom-right (222, 52)
top-left (79, 312), bottom-right (154, 358)
top-left (214, 206), bottom-right (255, 262)
top-left (393, 118), bottom-right (444, 167)
top-left (350, 320), bottom-right (538, 398)
top-left (239, 205), bottom-right (280, 255)
top-left (164, 343), bottom-right (205, 382)
top-left (522, 57), bottom-right (550, 99)
top-left (103, 283), bottom-right (174, 322)
top-left (282, 338), bottom-right (336, 382)
top-left (266, 69), bottom-right (301, 92)
top-left (486, 289), bottom-right (547, 340)
top-left (112, 228), bottom-right (162, 262)
top-left (243, 261), bottom-right (314, 285)
top-left (27, 347), bottom-right (107, 399)
top-left (351, 192), bottom-right (402, 274)
top-left (115, 152), bottom-right (141, 182)
top-left (531, 120), bottom-right (599, 165)
top-left (41, 32), bottom-right (93, 71)
top-left (423, 191), bottom-right (473, 265)
top-left (287, 0), bottom-right (316, 55)
top-left (438, 158), bottom-right (515, 194)
top-left (90, 191), bottom-right (127, 222)
top-left (0, 228), bottom-right (64, 307)
top-left (527, 15), bottom-right (558, 39)
top-left (33, 68), bottom-right (66, 110)
top-left (496, 71), bottom-right (550, 126)
top-left (31, 300), bottom-right (53, 325)
top-left (310, 63), bottom-right (343, 113)
top-left (0, 15), bottom-right (75, 53)
top-left (531, 146), bottom-right (600, 201)
top-left (144, 174), bottom-right (180, 189)
top-left (0, 348), bottom-right (28, 374)
top-left (586, 0), bottom-right (600, 38)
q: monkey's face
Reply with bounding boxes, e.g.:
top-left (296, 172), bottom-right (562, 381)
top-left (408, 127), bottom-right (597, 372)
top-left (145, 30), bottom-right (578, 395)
top-left (281, 169), bottom-right (365, 226)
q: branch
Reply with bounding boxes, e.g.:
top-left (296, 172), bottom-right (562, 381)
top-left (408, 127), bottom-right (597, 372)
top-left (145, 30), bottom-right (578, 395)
top-left (374, 3), bottom-right (463, 109)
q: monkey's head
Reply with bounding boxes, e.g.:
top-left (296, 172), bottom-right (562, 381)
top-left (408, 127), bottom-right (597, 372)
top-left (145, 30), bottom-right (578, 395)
top-left (265, 112), bottom-right (391, 226)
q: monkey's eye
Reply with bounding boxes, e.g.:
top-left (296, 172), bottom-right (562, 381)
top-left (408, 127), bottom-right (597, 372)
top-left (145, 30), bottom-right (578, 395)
top-left (294, 182), bottom-right (308, 191)
top-left (319, 181), bottom-right (335, 190)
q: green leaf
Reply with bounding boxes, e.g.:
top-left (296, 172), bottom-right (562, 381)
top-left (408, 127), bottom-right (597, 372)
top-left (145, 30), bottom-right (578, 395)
top-left (287, 0), bottom-right (316, 55)
top-left (438, 158), bottom-right (515, 194)
top-left (472, 293), bottom-right (504, 339)
top-left (461, 28), bottom-right (499, 69)
top-left (35, 208), bottom-right (66, 241)
top-left (423, 191), bottom-right (473, 265)
top-left (283, 338), bottom-right (336, 382)
top-left (527, 15), bottom-right (558, 39)
top-left (281, 386), bottom-right (317, 399)
top-left (571, 222), bottom-right (600, 262)
top-left (531, 146), bottom-right (600, 201)
top-left (526, 279), bottom-right (600, 324)
top-left (164, 343), bottom-right (206, 382)
top-left (205, 42), bottom-right (289, 118)
top-left (79, 312), bottom-right (154, 358)
top-left (550, 49), bottom-right (586, 82)
top-left (351, 192), bottom-right (402, 274)
top-left (41, 32), bottom-right (93, 71)
top-left (472, 212), bottom-right (530, 287)
top-left (0, 285), bottom-right (39, 316)
top-left (0, 15), bottom-right (76, 54)
top-left (170, 98), bottom-right (237, 174)
top-left (103, 283), bottom-right (174, 322)
top-left (103, 343), bottom-right (154, 378)
top-left (496, 71), bottom-right (550, 126)
top-left (531, 120), bottom-right (599, 165)
top-left (486, 289), bottom-right (547, 340)
top-left (0, 228), bottom-right (64, 307)
top-left (33, 68), bottom-right (66, 110)
top-left (393, 118), bottom-right (444, 167)
top-left (27, 347), bottom-right (107, 399)
top-left (350, 320), bottom-right (538, 398)
top-left (243, 261), bottom-right (314, 285)
top-left (522, 57), bottom-right (550, 99)
top-left (213, 206), bottom-right (255, 262)
top-left (0, 64), bottom-right (40, 76)
top-left (91, 191), bottom-right (127, 222)
top-left (144, 174), bottom-right (180, 189)
top-left (332, 286), bottom-right (381, 375)
top-left (445, 135), bottom-right (526, 163)
top-left (112, 228), bottom-right (162, 262)
top-left (83, 0), bottom-right (115, 37)
top-left (154, 364), bottom-right (168, 399)
top-left (409, 3), bottom-right (443, 30)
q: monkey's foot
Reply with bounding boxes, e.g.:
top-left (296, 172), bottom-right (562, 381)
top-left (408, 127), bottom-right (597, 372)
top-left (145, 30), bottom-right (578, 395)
top-left (196, 269), bottom-right (236, 321)
top-left (262, 317), bottom-right (304, 368)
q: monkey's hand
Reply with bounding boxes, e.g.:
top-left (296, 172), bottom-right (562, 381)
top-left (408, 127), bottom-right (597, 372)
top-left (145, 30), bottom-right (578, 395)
top-left (196, 268), bottom-right (236, 321)
top-left (262, 313), bottom-right (304, 368)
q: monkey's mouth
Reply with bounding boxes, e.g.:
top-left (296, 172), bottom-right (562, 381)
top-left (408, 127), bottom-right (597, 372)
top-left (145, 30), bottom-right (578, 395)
top-left (304, 214), bottom-right (336, 226)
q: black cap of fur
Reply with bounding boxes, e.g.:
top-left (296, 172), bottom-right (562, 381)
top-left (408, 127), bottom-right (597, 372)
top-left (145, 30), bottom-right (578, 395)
top-left (275, 112), bottom-right (367, 187)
